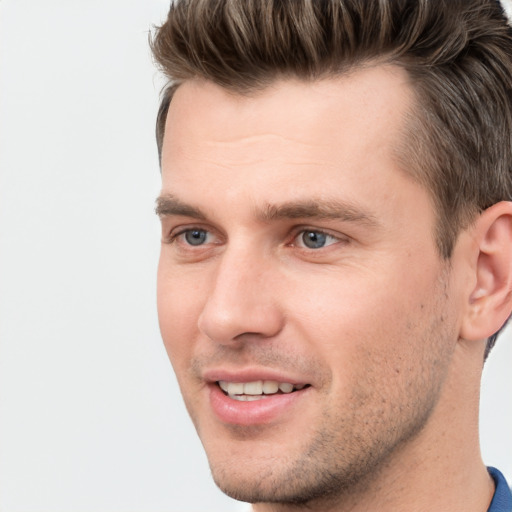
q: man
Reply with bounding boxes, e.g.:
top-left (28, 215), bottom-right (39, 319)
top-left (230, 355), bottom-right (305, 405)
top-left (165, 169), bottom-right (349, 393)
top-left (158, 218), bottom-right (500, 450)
top-left (152, 1), bottom-right (512, 510)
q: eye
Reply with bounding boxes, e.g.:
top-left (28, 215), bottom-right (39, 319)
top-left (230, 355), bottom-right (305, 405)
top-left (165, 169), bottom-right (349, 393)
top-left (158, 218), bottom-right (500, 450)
top-left (182, 228), bottom-right (209, 246)
top-left (296, 230), bottom-right (339, 249)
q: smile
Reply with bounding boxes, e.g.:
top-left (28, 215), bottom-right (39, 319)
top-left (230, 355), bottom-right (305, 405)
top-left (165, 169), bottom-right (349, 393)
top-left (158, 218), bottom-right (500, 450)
top-left (218, 380), bottom-right (309, 401)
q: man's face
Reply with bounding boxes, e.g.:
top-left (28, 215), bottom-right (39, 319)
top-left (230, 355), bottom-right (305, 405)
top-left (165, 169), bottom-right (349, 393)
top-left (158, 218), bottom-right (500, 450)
top-left (157, 66), bottom-right (461, 505)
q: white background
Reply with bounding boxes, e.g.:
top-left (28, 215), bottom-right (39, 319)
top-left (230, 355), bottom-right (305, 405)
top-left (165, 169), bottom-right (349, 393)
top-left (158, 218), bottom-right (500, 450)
top-left (0, 1), bottom-right (510, 511)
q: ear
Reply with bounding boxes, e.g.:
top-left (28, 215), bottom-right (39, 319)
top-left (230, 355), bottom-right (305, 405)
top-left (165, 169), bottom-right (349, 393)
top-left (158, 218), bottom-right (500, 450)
top-left (460, 201), bottom-right (512, 341)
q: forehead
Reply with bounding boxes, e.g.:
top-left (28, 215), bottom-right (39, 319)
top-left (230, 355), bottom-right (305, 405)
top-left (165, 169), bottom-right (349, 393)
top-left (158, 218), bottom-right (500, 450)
top-left (163, 64), bottom-right (412, 156)
top-left (160, 65), bottom-right (418, 214)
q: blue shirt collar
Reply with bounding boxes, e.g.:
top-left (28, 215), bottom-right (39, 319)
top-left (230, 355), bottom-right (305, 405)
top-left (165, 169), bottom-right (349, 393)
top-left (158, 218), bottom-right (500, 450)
top-left (487, 467), bottom-right (512, 511)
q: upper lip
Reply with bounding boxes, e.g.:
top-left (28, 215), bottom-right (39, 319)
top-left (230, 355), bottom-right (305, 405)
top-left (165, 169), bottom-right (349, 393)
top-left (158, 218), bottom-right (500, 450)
top-left (202, 367), bottom-right (311, 386)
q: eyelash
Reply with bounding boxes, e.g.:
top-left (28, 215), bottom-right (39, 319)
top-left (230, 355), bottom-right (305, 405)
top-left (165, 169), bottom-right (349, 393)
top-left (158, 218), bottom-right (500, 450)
top-left (165, 226), bottom-right (212, 245)
top-left (291, 228), bottom-right (341, 249)
top-left (165, 226), bottom-right (344, 250)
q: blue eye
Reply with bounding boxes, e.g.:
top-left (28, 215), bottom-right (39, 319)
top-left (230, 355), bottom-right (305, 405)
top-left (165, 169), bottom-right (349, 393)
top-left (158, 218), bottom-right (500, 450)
top-left (184, 229), bottom-right (208, 246)
top-left (301, 231), bottom-right (329, 249)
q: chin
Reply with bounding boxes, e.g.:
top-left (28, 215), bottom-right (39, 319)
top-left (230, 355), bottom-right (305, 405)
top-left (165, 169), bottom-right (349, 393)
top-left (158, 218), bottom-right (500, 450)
top-left (200, 429), bottom-right (360, 506)
top-left (201, 430), bottom-right (314, 503)
top-left (208, 452), bottom-right (366, 507)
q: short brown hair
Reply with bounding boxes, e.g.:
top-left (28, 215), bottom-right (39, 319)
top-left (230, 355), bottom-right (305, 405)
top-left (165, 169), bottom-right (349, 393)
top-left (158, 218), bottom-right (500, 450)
top-left (150, 0), bottom-right (512, 354)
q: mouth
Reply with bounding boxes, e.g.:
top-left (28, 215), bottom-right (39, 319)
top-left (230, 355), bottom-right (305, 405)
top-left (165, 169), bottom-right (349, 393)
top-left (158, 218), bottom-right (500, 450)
top-left (206, 374), bottom-right (313, 425)
top-left (217, 380), bottom-right (310, 401)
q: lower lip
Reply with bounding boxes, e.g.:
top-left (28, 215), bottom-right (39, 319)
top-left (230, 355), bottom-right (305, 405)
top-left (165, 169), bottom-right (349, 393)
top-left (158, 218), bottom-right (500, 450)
top-left (209, 384), bottom-right (309, 426)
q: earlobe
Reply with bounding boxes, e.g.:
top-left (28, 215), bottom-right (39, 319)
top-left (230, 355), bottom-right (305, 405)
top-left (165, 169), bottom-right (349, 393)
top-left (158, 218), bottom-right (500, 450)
top-left (460, 201), bottom-right (512, 342)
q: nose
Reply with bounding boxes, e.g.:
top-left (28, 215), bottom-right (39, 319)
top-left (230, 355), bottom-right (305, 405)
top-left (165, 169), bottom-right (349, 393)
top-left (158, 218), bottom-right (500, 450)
top-left (197, 247), bottom-right (284, 345)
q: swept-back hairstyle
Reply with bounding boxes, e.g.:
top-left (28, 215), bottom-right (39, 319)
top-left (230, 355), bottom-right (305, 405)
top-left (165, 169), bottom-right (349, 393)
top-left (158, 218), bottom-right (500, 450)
top-left (151, 0), bottom-right (512, 356)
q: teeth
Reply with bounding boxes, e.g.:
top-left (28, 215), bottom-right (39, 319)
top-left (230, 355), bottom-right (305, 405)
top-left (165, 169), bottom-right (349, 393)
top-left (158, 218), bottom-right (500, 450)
top-left (231, 395), bottom-right (261, 401)
top-left (244, 381), bottom-right (263, 395)
top-left (278, 382), bottom-right (294, 393)
top-left (218, 380), bottom-right (306, 398)
top-left (262, 381), bottom-right (279, 394)
top-left (227, 382), bottom-right (244, 395)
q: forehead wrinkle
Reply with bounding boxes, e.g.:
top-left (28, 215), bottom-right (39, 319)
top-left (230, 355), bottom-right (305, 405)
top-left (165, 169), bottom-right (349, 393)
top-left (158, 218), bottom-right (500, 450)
top-left (177, 144), bottom-right (335, 169)
top-left (201, 133), bottom-right (328, 150)
top-left (192, 158), bottom-right (335, 170)
top-left (256, 199), bottom-right (379, 226)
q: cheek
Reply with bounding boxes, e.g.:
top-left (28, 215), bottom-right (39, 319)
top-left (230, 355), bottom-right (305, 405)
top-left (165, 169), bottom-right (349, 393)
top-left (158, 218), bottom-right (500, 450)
top-left (289, 268), bottom-right (409, 339)
top-left (156, 260), bottom-right (205, 365)
top-left (286, 261), bottom-right (444, 382)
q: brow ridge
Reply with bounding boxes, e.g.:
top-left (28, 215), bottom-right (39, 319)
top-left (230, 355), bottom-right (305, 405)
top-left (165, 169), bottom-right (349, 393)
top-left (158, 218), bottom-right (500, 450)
top-left (156, 194), bottom-right (378, 227)
top-left (155, 194), bottom-right (207, 220)
top-left (258, 199), bottom-right (378, 226)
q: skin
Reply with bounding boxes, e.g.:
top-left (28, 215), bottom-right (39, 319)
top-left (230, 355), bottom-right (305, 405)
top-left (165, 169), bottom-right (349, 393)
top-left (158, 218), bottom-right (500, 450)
top-left (157, 65), bottom-right (503, 511)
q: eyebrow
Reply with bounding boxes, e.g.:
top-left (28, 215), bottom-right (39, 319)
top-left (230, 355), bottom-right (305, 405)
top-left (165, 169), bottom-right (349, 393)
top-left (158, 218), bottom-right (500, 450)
top-left (155, 194), bottom-right (207, 220)
top-left (258, 200), bottom-right (379, 227)
top-left (155, 194), bottom-right (378, 227)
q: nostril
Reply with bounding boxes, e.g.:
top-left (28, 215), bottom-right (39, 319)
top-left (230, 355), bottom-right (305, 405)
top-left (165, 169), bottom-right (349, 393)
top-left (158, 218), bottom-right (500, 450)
top-left (198, 299), bottom-right (285, 345)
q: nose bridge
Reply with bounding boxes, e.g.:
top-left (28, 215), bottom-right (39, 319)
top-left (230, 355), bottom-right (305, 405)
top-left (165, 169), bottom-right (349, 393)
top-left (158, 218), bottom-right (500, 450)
top-left (198, 240), bottom-right (282, 343)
